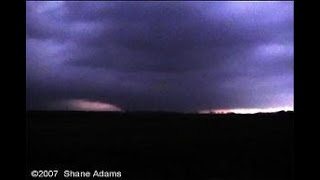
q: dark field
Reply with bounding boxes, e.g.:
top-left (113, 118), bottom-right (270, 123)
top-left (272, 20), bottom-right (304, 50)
top-left (26, 111), bottom-right (293, 180)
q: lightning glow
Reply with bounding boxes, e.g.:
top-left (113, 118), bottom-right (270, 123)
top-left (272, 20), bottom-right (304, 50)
top-left (198, 106), bottom-right (293, 114)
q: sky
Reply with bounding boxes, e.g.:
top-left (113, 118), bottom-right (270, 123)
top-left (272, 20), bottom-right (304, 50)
top-left (26, 1), bottom-right (294, 113)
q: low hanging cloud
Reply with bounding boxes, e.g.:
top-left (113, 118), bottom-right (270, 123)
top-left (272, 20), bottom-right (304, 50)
top-left (49, 99), bottom-right (123, 112)
top-left (26, 1), bottom-right (293, 112)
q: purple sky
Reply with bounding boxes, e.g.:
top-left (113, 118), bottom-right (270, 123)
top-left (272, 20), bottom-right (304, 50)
top-left (26, 1), bottom-right (293, 112)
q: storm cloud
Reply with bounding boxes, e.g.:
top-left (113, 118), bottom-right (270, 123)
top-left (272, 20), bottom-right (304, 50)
top-left (26, 1), bottom-right (293, 112)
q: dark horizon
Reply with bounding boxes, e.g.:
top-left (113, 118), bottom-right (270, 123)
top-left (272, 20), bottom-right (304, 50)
top-left (27, 108), bottom-right (294, 180)
top-left (26, 109), bottom-right (294, 115)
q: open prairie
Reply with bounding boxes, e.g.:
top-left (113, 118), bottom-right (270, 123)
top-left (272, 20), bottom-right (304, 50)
top-left (26, 111), bottom-right (293, 180)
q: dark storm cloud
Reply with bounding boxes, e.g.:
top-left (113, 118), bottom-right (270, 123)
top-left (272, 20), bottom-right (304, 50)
top-left (26, 1), bottom-right (293, 112)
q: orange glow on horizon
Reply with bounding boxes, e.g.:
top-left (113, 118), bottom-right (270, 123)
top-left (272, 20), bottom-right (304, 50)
top-left (198, 107), bottom-right (293, 114)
